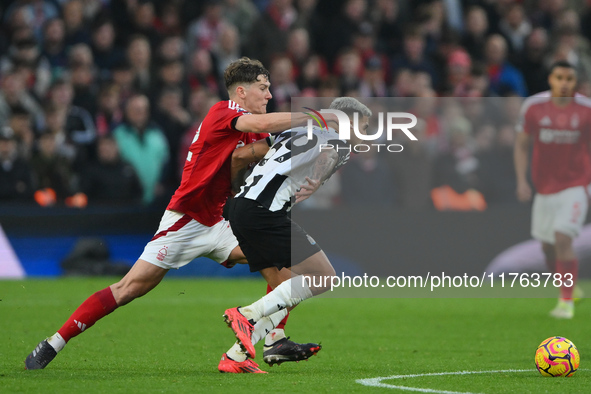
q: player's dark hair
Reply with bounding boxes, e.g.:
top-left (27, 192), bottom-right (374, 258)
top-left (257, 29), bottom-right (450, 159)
top-left (549, 60), bottom-right (575, 74)
top-left (223, 57), bottom-right (270, 91)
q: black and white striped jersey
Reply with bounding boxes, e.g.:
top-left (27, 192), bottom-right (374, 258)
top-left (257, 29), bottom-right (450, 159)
top-left (236, 126), bottom-right (349, 212)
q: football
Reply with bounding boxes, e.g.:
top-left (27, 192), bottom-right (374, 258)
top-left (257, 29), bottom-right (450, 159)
top-left (535, 336), bottom-right (580, 377)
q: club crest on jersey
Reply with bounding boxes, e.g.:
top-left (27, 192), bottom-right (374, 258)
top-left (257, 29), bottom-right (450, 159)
top-left (157, 246), bottom-right (168, 261)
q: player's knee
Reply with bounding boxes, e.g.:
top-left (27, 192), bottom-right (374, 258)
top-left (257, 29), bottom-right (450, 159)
top-left (554, 232), bottom-right (573, 253)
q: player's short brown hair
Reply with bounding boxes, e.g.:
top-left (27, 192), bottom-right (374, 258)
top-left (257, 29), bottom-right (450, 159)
top-left (224, 57), bottom-right (270, 91)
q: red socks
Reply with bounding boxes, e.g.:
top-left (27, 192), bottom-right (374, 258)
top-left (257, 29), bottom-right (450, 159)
top-left (267, 284), bottom-right (289, 329)
top-left (556, 259), bottom-right (578, 300)
top-left (58, 287), bottom-right (118, 342)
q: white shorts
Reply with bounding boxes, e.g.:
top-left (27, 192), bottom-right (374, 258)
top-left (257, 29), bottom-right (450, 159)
top-left (139, 210), bottom-right (238, 269)
top-left (531, 186), bottom-right (589, 244)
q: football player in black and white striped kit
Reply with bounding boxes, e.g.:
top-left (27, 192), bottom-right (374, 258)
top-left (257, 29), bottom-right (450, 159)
top-left (223, 97), bottom-right (372, 364)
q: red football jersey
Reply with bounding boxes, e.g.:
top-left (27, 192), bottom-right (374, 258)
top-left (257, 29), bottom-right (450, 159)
top-left (517, 91), bottom-right (591, 194)
top-left (167, 100), bottom-right (268, 226)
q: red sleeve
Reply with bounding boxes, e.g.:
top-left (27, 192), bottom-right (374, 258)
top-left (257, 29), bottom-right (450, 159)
top-left (207, 101), bottom-right (247, 135)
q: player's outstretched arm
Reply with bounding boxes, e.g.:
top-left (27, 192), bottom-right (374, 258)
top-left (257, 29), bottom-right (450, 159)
top-left (230, 138), bottom-right (272, 194)
top-left (514, 131), bottom-right (532, 202)
top-left (295, 149), bottom-right (339, 204)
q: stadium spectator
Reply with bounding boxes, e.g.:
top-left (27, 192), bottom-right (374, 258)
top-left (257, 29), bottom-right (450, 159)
top-left (222, 0), bottom-right (260, 39)
top-left (498, 3), bottom-right (531, 55)
top-left (389, 118), bottom-right (434, 210)
top-left (80, 135), bottom-right (142, 205)
top-left (154, 2), bottom-right (183, 37)
top-left (110, 60), bottom-right (135, 104)
top-left (94, 83), bottom-right (123, 137)
top-left (3, 0), bottom-right (60, 42)
top-left (268, 55), bottom-right (299, 112)
top-left (187, 49), bottom-right (225, 99)
top-left (70, 62), bottom-right (98, 114)
top-left (129, 0), bottom-right (161, 49)
top-left (390, 26), bottom-right (440, 90)
top-left (286, 27), bottom-right (311, 79)
top-left (43, 104), bottom-right (76, 162)
top-left (153, 86), bottom-right (191, 185)
top-left (475, 123), bottom-right (516, 204)
top-left (63, 0), bottom-right (92, 47)
top-left (546, 24), bottom-right (591, 85)
top-left (372, 0), bottom-right (403, 57)
top-left (432, 110), bottom-right (480, 194)
top-left (484, 34), bottom-right (528, 96)
top-left (150, 58), bottom-right (187, 105)
top-left (90, 17), bottom-right (125, 81)
top-left (461, 5), bottom-right (489, 63)
top-left (0, 36), bottom-right (52, 100)
top-left (515, 28), bottom-right (550, 95)
top-left (444, 49), bottom-right (471, 96)
top-left (155, 35), bottom-right (186, 64)
top-left (112, 94), bottom-right (169, 205)
top-left (212, 24), bottom-right (241, 78)
top-left (186, 0), bottom-right (228, 53)
top-left (46, 78), bottom-right (97, 164)
top-left (0, 70), bottom-right (44, 129)
top-left (0, 125), bottom-right (34, 202)
top-left (320, 0), bottom-right (367, 66)
top-left (41, 18), bottom-right (69, 78)
top-left (246, 0), bottom-right (298, 67)
top-left (358, 55), bottom-right (388, 98)
top-left (334, 48), bottom-right (362, 95)
top-left (296, 55), bottom-right (325, 94)
top-left (126, 34), bottom-right (153, 95)
top-left (8, 106), bottom-right (35, 160)
top-left (30, 130), bottom-right (77, 204)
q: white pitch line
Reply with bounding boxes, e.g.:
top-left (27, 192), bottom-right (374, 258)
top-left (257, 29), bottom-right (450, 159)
top-left (356, 369), bottom-right (534, 394)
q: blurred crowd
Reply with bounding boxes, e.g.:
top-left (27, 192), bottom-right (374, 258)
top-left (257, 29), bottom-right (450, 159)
top-left (0, 0), bottom-right (589, 210)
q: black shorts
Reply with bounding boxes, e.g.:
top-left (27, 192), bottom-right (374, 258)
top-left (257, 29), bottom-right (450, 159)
top-left (228, 197), bottom-right (321, 272)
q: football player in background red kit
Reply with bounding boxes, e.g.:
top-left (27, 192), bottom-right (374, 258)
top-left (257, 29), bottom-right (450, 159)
top-left (515, 60), bottom-right (591, 319)
top-left (25, 58), bottom-right (322, 373)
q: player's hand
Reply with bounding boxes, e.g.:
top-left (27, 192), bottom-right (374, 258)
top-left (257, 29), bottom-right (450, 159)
top-left (295, 177), bottom-right (320, 204)
top-left (516, 181), bottom-right (532, 202)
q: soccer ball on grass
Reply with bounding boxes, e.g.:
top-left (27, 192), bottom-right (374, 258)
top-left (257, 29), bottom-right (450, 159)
top-left (535, 336), bottom-right (579, 377)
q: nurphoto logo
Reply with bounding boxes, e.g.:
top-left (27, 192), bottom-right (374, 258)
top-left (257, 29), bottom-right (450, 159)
top-left (304, 107), bottom-right (419, 153)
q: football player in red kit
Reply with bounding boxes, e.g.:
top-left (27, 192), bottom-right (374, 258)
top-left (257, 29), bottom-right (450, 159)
top-left (25, 58), bottom-right (321, 373)
top-left (515, 61), bottom-right (591, 319)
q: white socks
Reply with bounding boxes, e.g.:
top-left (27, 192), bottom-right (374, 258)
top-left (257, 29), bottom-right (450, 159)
top-left (226, 309), bottom-right (288, 362)
top-left (240, 276), bottom-right (313, 322)
top-left (264, 329), bottom-right (286, 347)
top-left (47, 332), bottom-right (66, 352)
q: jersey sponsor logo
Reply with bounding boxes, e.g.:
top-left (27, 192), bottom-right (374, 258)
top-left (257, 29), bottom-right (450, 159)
top-left (236, 140), bottom-right (245, 149)
top-left (539, 116), bottom-right (552, 126)
top-left (539, 128), bottom-right (580, 144)
top-left (157, 246), bottom-right (169, 261)
top-left (228, 100), bottom-right (249, 113)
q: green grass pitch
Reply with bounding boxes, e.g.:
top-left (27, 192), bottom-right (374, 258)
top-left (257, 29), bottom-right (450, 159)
top-left (2, 277), bottom-right (590, 393)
